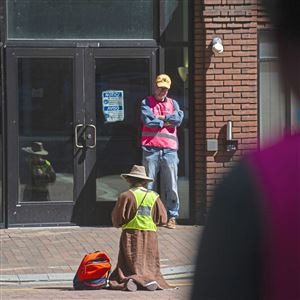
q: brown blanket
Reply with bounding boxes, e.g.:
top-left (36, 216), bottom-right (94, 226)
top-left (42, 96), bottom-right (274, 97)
top-left (109, 190), bottom-right (172, 290)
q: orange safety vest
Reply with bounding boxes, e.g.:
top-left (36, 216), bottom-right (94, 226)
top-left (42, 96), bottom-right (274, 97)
top-left (141, 96), bottom-right (178, 150)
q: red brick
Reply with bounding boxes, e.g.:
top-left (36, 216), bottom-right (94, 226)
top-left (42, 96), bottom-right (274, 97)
top-left (207, 80), bottom-right (225, 86)
top-left (216, 86), bottom-right (233, 92)
top-left (224, 104), bottom-right (241, 110)
top-left (234, 121), bottom-right (257, 127)
top-left (224, 115), bottom-right (241, 121)
top-left (224, 92), bottom-right (242, 98)
top-left (233, 109), bottom-right (257, 115)
top-left (215, 98), bottom-right (236, 104)
top-left (224, 80), bottom-right (242, 86)
top-left (234, 97), bottom-right (257, 103)
top-left (233, 86), bottom-right (257, 92)
top-left (206, 104), bottom-right (223, 110)
top-left (233, 74), bottom-right (257, 80)
top-left (242, 115), bottom-right (257, 121)
top-left (242, 103), bottom-right (257, 109)
top-left (215, 74), bottom-right (233, 80)
top-left (215, 110), bottom-right (233, 115)
top-left (213, 17), bottom-right (231, 22)
top-left (215, 63), bottom-right (233, 68)
top-left (207, 116), bottom-right (224, 122)
top-left (224, 69), bottom-right (242, 74)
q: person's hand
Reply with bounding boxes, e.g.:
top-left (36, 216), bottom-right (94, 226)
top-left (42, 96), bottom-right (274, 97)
top-left (34, 168), bottom-right (43, 176)
top-left (157, 115), bottom-right (166, 121)
top-left (164, 121), bottom-right (174, 127)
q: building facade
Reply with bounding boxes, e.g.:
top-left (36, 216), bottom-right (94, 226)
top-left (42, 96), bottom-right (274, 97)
top-left (0, 1), bottom-right (296, 227)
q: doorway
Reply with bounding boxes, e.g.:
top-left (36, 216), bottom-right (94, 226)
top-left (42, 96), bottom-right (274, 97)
top-left (6, 47), bottom-right (156, 226)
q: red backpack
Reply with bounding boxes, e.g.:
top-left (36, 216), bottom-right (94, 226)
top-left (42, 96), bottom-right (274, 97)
top-left (73, 251), bottom-right (111, 290)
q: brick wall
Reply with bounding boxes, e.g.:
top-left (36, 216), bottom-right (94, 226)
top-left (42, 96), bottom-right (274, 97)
top-left (194, 0), bottom-right (265, 223)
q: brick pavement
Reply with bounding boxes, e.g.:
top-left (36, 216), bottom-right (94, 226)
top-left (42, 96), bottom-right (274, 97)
top-left (1, 282), bottom-right (192, 300)
top-left (0, 225), bottom-right (202, 299)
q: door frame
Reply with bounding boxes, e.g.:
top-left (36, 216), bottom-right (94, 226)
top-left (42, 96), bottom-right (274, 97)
top-left (5, 47), bottom-right (157, 226)
top-left (81, 47), bottom-right (157, 225)
top-left (6, 47), bottom-right (84, 226)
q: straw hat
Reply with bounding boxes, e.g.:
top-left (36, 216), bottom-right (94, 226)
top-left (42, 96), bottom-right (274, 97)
top-left (22, 141), bottom-right (48, 156)
top-left (120, 165), bottom-right (153, 182)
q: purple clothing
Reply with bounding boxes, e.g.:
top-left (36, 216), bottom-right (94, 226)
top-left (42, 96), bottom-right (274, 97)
top-left (248, 133), bottom-right (300, 300)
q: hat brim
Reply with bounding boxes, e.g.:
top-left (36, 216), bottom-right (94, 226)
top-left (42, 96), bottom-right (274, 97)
top-left (22, 147), bottom-right (48, 156)
top-left (156, 82), bottom-right (170, 89)
top-left (120, 174), bottom-right (153, 182)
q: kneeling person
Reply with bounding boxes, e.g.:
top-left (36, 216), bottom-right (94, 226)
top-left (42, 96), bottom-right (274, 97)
top-left (109, 165), bottom-right (172, 291)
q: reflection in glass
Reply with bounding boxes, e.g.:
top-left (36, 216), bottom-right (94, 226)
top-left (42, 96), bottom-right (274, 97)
top-left (291, 92), bottom-right (300, 133)
top-left (95, 58), bottom-right (149, 202)
top-left (161, 0), bottom-right (189, 43)
top-left (259, 61), bottom-right (286, 147)
top-left (21, 142), bottom-right (56, 202)
top-left (18, 58), bottom-right (74, 202)
top-left (259, 31), bottom-right (278, 59)
top-left (7, 0), bottom-right (153, 40)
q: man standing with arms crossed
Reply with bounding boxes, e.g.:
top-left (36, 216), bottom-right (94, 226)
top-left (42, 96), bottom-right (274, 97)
top-left (140, 74), bottom-right (184, 229)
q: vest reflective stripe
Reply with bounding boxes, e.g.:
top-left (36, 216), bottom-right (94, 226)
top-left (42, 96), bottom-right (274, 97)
top-left (142, 132), bottom-right (178, 141)
top-left (141, 96), bottom-right (178, 150)
top-left (122, 188), bottom-right (158, 231)
top-left (31, 160), bottom-right (51, 171)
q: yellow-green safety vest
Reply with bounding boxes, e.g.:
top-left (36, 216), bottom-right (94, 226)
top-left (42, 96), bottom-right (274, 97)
top-left (122, 187), bottom-right (159, 231)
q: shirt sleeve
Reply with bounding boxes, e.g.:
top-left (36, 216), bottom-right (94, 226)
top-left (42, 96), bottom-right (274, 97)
top-left (111, 191), bottom-right (137, 228)
top-left (151, 196), bottom-right (168, 225)
top-left (191, 160), bottom-right (262, 300)
top-left (141, 98), bottom-right (164, 128)
top-left (165, 99), bottom-right (184, 127)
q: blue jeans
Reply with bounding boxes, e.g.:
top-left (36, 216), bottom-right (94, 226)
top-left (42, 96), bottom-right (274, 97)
top-left (142, 148), bottom-right (179, 219)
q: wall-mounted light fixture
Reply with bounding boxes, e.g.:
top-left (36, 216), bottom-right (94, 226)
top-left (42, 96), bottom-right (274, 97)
top-left (212, 37), bottom-right (224, 54)
top-left (177, 66), bottom-right (188, 82)
top-left (226, 120), bottom-right (238, 152)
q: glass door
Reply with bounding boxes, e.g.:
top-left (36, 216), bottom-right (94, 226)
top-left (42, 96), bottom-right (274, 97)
top-left (6, 48), bottom-right (85, 225)
top-left (82, 48), bottom-right (156, 225)
top-left (6, 47), bottom-right (156, 226)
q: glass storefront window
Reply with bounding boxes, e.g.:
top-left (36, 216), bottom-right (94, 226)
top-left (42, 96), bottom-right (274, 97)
top-left (258, 31), bottom-right (296, 147)
top-left (259, 31), bottom-right (300, 147)
top-left (161, 0), bottom-right (189, 43)
top-left (7, 0), bottom-right (153, 40)
top-left (291, 92), bottom-right (300, 133)
top-left (259, 31), bottom-right (278, 59)
top-left (259, 61), bottom-right (287, 147)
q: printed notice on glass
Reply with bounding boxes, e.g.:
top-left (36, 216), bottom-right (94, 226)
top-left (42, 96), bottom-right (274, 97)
top-left (102, 90), bottom-right (124, 123)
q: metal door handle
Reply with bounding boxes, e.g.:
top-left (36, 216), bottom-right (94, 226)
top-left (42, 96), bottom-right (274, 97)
top-left (86, 124), bottom-right (96, 148)
top-left (75, 124), bottom-right (84, 148)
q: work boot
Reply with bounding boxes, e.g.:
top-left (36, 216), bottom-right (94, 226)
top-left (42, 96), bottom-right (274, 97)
top-left (145, 281), bottom-right (158, 291)
top-left (167, 217), bottom-right (176, 229)
top-left (126, 278), bottom-right (138, 292)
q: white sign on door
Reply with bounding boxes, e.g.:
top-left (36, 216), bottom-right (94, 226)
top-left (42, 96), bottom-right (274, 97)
top-left (102, 90), bottom-right (124, 123)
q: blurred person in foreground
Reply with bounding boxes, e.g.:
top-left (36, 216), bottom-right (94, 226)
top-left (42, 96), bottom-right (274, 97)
top-left (109, 165), bottom-right (172, 292)
top-left (191, 1), bottom-right (300, 300)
